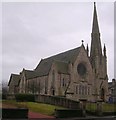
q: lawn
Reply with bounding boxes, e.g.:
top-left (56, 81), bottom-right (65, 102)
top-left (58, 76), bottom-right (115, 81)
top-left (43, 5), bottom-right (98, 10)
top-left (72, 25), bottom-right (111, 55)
top-left (2, 100), bottom-right (116, 115)
top-left (102, 103), bottom-right (116, 112)
top-left (2, 100), bottom-right (66, 116)
top-left (19, 102), bottom-right (66, 115)
top-left (86, 102), bottom-right (116, 112)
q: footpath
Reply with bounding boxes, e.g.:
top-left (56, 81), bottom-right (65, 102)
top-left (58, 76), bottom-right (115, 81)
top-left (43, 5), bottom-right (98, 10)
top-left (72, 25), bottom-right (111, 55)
top-left (28, 111), bottom-right (116, 120)
top-left (28, 111), bottom-right (55, 119)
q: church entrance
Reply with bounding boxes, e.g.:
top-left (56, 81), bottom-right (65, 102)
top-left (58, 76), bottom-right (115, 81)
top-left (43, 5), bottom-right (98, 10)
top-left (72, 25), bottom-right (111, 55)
top-left (100, 88), bottom-right (105, 101)
top-left (51, 87), bottom-right (55, 95)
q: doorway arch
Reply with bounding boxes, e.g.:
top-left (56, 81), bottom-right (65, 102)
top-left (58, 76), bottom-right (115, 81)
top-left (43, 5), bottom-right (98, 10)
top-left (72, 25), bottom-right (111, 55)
top-left (100, 88), bottom-right (105, 101)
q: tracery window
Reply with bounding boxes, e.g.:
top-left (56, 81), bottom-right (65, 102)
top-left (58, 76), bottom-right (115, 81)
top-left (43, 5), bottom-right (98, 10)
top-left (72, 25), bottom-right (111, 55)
top-left (85, 86), bottom-right (87, 95)
top-left (82, 85), bottom-right (84, 95)
top-left (76, 85), bottom-right (78, 94)
top-left (52, 70), bottom-right (55, 87)
top-left (78, 85), bottom-right (90, 95)
top-left (79, 85), bottom-right (81, 95)
top-left (62, 78), bottom-right (65, 87)
top-left (88, 87), bottom-right (90, 95)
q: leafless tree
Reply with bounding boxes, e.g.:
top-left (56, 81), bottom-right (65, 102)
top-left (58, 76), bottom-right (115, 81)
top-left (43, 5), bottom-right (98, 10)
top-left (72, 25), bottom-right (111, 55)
top-left (2, 81), bottom-right (8, 94)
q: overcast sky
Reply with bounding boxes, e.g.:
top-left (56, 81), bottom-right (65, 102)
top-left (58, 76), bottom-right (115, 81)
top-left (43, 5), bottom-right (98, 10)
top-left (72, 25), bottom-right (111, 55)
top-left (2, 2), bottom-right (114, 83)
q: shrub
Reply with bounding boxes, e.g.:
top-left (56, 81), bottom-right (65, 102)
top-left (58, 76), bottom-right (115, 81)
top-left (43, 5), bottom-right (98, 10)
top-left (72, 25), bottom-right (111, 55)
top-left (55, 109), bottom-right (83, 118)
top-left (2, 108), bottom-right (28, 119)
top-left (15, 94), bottom-right (35, 102)
top-left (2, 93), bottom-right (7, 100)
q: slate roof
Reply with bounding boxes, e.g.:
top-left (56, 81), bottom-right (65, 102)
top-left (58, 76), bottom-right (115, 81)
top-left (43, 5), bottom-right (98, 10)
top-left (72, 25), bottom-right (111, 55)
top-left (54, 60), bottom-right (69, 74)
top-left (108, 81), bottom-right (116, 89)
top-left (35, 47), bottom-right (81, 77)
top-left (108, 82), bottom-right (112, 89)
top-left (24, 69), bottom-right (37, 80)
top-left (8, 74), bottom-right (20, 86)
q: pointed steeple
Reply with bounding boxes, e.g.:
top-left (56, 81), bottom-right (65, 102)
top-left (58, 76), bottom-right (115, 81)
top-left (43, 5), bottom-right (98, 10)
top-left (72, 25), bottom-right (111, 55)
top-left (86, 44), bottom-right (89, 56)
top-left (90, 2), bottom-right (102, 67)
top-left (103, 44), bottom-right (106, 57)
top-left (92, 2), bottom-right (100, 33)
top-left (81, 40), bottom-right (85, 49)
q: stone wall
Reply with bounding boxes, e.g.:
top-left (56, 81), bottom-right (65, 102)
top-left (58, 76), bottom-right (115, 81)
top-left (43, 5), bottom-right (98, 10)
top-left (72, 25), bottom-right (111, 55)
top-left (35, 94), bottom-right (80, 109)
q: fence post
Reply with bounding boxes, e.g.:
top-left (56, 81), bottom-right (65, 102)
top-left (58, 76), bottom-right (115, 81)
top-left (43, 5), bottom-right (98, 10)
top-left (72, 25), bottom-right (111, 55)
top-left (96, 100), bottom-right (102, 116)
top-left (79, 99), bottom-right (87, 117)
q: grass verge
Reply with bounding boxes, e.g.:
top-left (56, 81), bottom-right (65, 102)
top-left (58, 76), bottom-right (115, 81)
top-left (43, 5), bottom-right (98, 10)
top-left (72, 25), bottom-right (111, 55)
top-left (86, 102), bottom-right (116, 112)
top-left (2, 100), bottom-right (66, 116)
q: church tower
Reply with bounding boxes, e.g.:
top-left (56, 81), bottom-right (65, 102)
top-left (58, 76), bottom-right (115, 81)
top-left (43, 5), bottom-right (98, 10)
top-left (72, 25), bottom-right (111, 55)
top-left (90, 2), bottom-right (109, 101)
top-left (90, 2), bottom-right (102, 74)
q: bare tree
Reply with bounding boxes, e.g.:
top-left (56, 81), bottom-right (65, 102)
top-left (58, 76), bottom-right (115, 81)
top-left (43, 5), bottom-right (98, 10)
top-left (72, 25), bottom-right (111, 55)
top-left (2, 81), bottom-right (8, 94)
top-left (28, 80), bottom-right (44, 94)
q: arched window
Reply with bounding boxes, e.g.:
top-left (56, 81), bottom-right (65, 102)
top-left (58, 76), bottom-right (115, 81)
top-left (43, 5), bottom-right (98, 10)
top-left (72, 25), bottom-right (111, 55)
top-left (101, 88), bottom-right (105, 101)
top-left (62, 78), bottom-right (65, 87)
top-left (82, 85), bottom-right (84, 95)
top-left (52, 70), bottom-right (55, 87)
top-left (51, 70), bottom-right (55, 95)
top-left (79, 85), bottom-right (81, 95)
top-left (45, 79), bottom-right (47, 94)
top-left (85, 86), bottom-right (87, 95)
top-left (76, 85), bottom-right (78, 94)
top-left (88, 87), bottom-right (90, 95)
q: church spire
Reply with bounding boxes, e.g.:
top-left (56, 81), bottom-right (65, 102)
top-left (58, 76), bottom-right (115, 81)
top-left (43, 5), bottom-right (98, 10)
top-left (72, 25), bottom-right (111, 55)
top-left (92, 2), bottom-right (100, 33)
top-left (103, 44), bottom-right (106, 57)
top-left (86, 44), bottom-right (89, 56)
top-left (90, 2), bottom-right (102, 67)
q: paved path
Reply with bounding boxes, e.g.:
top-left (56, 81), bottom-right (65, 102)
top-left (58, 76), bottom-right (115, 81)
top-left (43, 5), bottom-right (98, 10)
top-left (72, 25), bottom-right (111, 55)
top-left (28, 111), bottom-right (55, 119)
top-left (28, 110), bottom-right (116, 120)
top-left (54, 116), bottom-right (116, 120)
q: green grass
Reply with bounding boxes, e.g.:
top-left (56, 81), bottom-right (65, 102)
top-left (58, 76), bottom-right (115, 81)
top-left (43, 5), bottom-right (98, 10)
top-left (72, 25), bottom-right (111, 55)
top-left (102, 103), bottom-right (116, 112)
top-left (86, 102), bottom-right (116, 112)
top-left (19, 102), bottom-right (66, 115)
top-left (2, 100), bottom-right (20, 107)
top-left (2, 100), bottom-right (66, 116)
top-left (86, 102), bottom-right (96, 111)
top-left (3, 100), bottom-right (116, 115)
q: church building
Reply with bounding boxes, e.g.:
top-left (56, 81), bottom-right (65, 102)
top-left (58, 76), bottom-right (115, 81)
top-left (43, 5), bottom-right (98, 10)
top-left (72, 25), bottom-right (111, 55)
top-left (8, 3), bottom-right (109, 102)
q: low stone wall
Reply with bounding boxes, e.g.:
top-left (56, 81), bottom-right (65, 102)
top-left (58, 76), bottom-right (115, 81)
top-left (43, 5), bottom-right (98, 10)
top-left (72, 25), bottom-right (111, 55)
top-left (35, 94), bottom-right (80, 109)
top-left (55, 109), bottom-right (83, 118)
top-left (86, 110), bottom-right (116, 116)
top-left (103, 111), bottom-right (116, 116)
top-left (2, 108), bottom-right (28, 119)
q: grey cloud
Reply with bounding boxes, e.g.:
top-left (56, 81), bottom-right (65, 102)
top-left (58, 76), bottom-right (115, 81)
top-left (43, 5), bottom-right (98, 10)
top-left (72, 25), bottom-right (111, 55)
top-left (2, 2), bottom-right (114, 82)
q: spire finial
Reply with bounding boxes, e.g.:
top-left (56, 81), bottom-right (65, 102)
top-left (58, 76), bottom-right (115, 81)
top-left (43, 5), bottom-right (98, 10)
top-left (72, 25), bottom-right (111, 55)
top-left (92, 1), bottom-right (99, 33)
top-left (81, 40), bottom-right (84, 44)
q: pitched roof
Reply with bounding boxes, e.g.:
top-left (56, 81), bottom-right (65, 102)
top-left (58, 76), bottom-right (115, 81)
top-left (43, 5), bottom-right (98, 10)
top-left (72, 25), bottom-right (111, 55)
top-left (108, 81), bottom-right (116, 89)
top-left (35, 47), bottom-right (81, 76)
top-left (20, 69), bottom-right (38, 80)
top-left (8, 74), bottom-right (20, 86)
top-left (24, 69), bottom-right (37, 79)
top-left (54, 60), bottom-right (69, 74)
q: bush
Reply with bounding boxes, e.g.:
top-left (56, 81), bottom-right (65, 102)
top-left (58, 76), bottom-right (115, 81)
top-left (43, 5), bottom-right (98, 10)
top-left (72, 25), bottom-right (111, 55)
top-left (15, 94), bottom-right (35, 102)
top-left (2, 108), bottom-right (28, 119)
top-left (55, 109), bottom-right (83, 118)
top-left (2, 93), bottom-right (7, 100)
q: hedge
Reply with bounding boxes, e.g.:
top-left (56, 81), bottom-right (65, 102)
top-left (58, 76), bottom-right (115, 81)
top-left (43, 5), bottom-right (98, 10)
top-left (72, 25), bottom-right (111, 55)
top-left (15, 94), bottom-right (35, 102)
top-left (2, 94), bottom-right (7, 100)
top-left (2, 108), bottom-right (28, 119)
top-left (55, 109), bottom-right (84, 118)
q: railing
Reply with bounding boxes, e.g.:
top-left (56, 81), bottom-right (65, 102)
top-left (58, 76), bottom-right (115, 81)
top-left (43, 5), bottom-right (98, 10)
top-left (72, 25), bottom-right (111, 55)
top-left (35, 94), bottom-right (80, 109)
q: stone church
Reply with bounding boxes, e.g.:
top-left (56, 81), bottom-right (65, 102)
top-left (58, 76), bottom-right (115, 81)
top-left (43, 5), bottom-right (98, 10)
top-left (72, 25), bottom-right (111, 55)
top-left (8, 3), bottom-right (109, 102)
